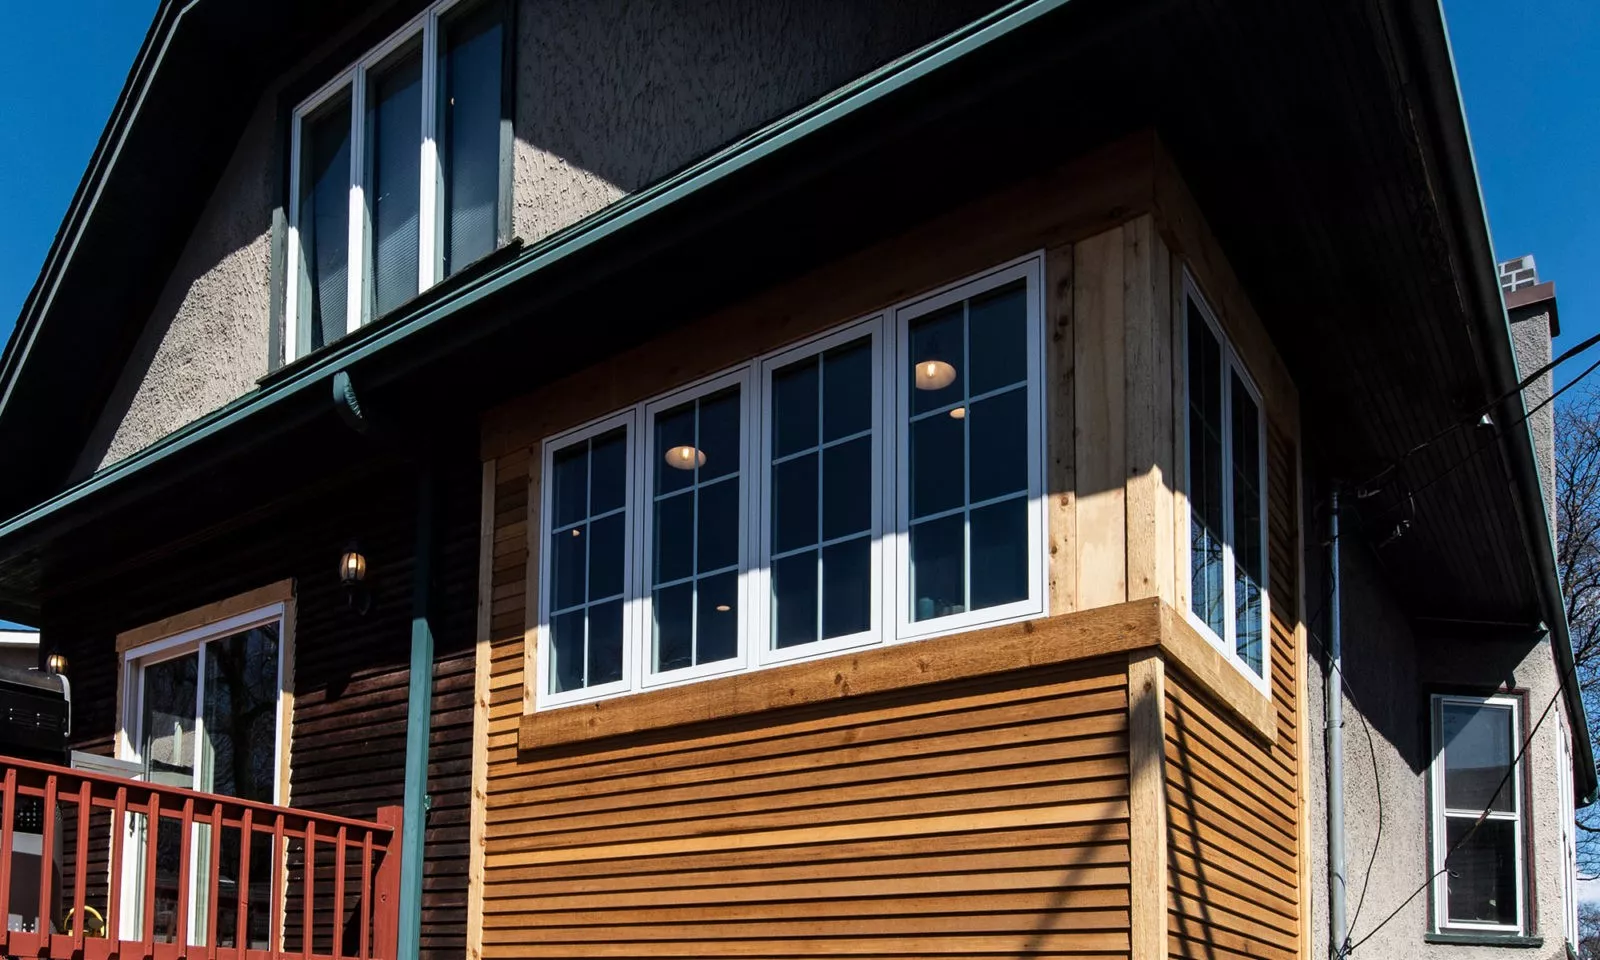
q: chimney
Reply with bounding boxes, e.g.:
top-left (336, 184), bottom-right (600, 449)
top-left (1499, 255), bottom-right (1560, 532)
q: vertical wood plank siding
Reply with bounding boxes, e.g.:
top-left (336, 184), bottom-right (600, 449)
top-left (1164, 424), bottom-right (1301, 960)
top-left (42, 456), bottom-right (481, 960)
top-left (481, 450), bottom-right (1136, 958)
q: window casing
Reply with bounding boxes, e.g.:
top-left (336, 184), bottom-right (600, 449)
top-left (535, 256), bottom-right (1046, 709)
top-left (1559, 714), bottom-right (1578, 949)
top-left (285, 0), bottom-right (503, 361)
top-left (1429, 693), bottom-right (1526, 936)
top-left (1182, 275), bottom-right (1270, 690)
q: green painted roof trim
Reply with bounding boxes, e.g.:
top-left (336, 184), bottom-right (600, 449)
top-left (0, 0), bottom-right (1069, 547)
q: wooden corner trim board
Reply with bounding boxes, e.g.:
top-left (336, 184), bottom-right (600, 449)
top-left (114, 578), bottom-right (296, 653)
top-left (518, 596), bottom-right (1275, 751)
top-left (466, 460), bottom-right (494, 960)
top-left (1127, 650), bottom-right (1168, 959)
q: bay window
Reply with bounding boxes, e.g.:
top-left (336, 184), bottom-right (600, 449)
top-left (535, 256), bottom-right (1045, 707)
top-left (1430, 694), bottom-right (1526, 935)
top-left (286, 0), bottom-right (503, 360)
top-left (1183, 277), bottom-right (1269, 684)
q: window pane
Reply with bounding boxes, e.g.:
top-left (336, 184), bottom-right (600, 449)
top-left (1187, 302), bottom-right (1225, 637)
top-left (588, 512), bottom-right (624, 600)
top-left (653, 582), bottom-right (692, 672)
top-left (438, 1), bottom-right (502, 276)
top-left (652, 385), bottom-right (743, 672)
top-left (822, 436), bottom-right (870, 541)
top-left (911, 411), bottom-right (963, 519)
top-left (1442, 702), bottom-right (1515, 812)
top-left (549, 609), bottom-right (584, 693)
top-left (697, 479), bottom-right (739, 574)
top-left (586, 600), bottom-right (624, 687)
top-left (589, 429), bottom-right (627, 514)
top-left (773, 358), bottom-right (819, 458)
top-left (365, 46), bottom-right (422, 319)
top-left (772, 551), bottom-right (818, 649)
top-left (909, 305), bottom-right (964, 415)
top-left (910, 513), bottom-right (964, 622)
top-left (822, 339), bottom-right (872, 441)
top-left (968, 281), bottom-right (1027, 395)
top-left (971, 498), bottom-right (1027, 610)
top-left (696, 571), bottom-right (739, 664)
top-left (698, 388), bottom-right (741, 481)
top-left (655, 403), bottom-right (697, 495)
top-left (298, 96), bottom-right (352, 351)
top-left (201, 626), bottom-right (280, 803)
top-left (550, 523), bottom-right (585, 611)
top-left (1445, 817), bottom-right (1518, 926)
top-left (1231, 377), bottom-right (1264, 675)
top-left (653, 492), bottom-right (693, 584)
top-left (968, 387), bottom-right (1027, 504)
top-left (773, 453), bottom-right (818, 555)
top-left (550, 444), bottom-right (588, 528)
top-left (822, 538), bottom-right (870, 639)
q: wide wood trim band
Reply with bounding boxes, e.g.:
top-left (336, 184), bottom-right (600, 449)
top-left (519, 596), bottom-right (1274, 752)
top-left (115, 578), bottom-right (296, 653)
top-left (1127, 650), bottom-right (1169, 959)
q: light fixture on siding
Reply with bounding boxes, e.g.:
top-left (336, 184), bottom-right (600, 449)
top-left (45, 651), bottom-right (68, 676)
top-left (914, 359), bottom-right (957, 391)
top-left (340, 541), bottom-right (372, 616)
top-left (664, 445), bottom-right (706, 470)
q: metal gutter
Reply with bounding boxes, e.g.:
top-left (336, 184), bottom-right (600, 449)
top-left (1391, 0), bottom-right (1597, 802)
top-left (0, 0), bottom-right (1072, 554)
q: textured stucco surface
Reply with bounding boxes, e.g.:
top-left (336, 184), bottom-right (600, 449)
top-left (1306, 504), bottom-right (1577, 959)
top-left (1511, 309), bottom-right (1556, 526)
top-left (74, 94), bottom-right (276, 476)
top-left (511, 0), bottom-right (997, 244)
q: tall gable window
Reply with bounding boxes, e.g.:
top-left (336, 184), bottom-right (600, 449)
top-left (286, 0), bottom-right (504, 360)
top-left (1183, 275), bottom-right (1269, 686)
top-left (535, 257), bottom-right (1046, 708)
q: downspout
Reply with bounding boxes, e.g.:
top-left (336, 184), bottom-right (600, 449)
top-left (1325, 488), bottom-right (1346, 959)
top-left (334, 370), bottom-right (433, 960)
top-left (397, 464), bottom-right (435, 960)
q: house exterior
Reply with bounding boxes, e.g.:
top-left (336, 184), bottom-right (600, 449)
top-left (0, 2), bottom-right (1591, 960)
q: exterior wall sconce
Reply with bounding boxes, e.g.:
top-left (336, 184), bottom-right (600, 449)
top-left (341, 542), bottom-right (372, 615)
top-left (45, 651), bottom-right (68, 676)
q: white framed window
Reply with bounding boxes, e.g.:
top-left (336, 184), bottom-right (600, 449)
top-left (284, 0), bottom-right (504, 360)
top-left (756, 320), bottom-right (884, 667)
top-left (894, 259), bottom-right (1047, 640)
top-left (1559, 713), bottom-right (1579, 949)
top-left (116, 604), bottom-right (288, 944)
top-left (641, 369), bottom-right (755, 688)
top-left (1429, 693), bottom-right (1526, 935)
top-left (537, 412), bottom-right (636, 708)
top-left (1182, 275), bottom-right (1270, 690)
top-left (533, 255), bottom-right (1047, 709)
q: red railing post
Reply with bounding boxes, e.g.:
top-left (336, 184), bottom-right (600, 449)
top-left (332, 826), bottom-right (347, 959)
top-left (1, 767), bottom-right (15, 954)
top-left (235, 808), bottom-right (253, 956)
top-left (110, 785), bottom-right (128, 948)
top-left (38, 774), bottom-right (57, 954)
top-left (74, 780), bottom-right (91, 950)
top-left (205, 800), bottom-right (223, 959)
top-left (370, 808), bottom-right (403, 960)
top-left (142, 792), bottom-right (160, 959)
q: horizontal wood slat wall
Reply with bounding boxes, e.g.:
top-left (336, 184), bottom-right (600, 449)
top-left (1164, 423), bottom-right (1302, 960)
top-left (44, 456), bottom-right (481, 960)
top-left (479, 448), bottom-right (1136, 958)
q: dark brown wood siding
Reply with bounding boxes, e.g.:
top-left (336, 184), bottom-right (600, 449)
top-left (42, 454), bottom-right (480, 960)
top-left (1164, 422), bottom-right (1302, 960)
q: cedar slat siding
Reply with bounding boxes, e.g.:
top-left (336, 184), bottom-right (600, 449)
top-left (1164, 424), bottom-right (1302, 960)
top-left (481, 452), bottom-right (1136, 958)
top-left (43, 457), bottom-right (480, 960)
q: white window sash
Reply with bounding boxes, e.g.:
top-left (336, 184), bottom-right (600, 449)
top-left (284, 0), bottom-right (482, 362)
top-left (754, 318), bottom-right (885, 668)
top-left (535, 411), bottom-right (637, 709)
top-left (1429, 693), bottom-right (1526, 935)
top-left (1180, 272), bottom-right (1271, 694)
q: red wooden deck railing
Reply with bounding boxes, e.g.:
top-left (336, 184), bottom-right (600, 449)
top-left (1, 755), bottom-right (401, 960)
